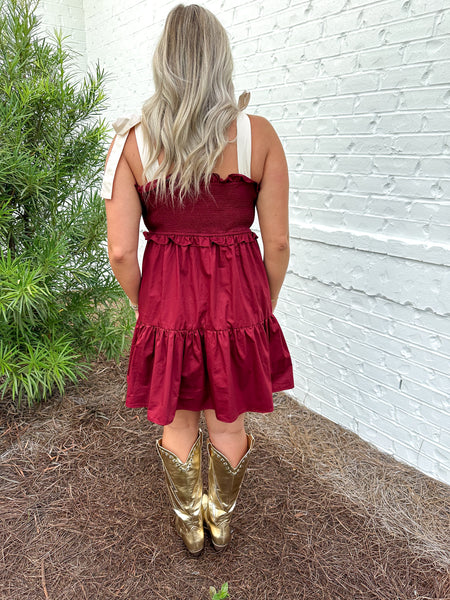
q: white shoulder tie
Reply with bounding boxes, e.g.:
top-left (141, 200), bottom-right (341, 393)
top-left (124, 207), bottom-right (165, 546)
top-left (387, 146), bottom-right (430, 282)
top-left (101, 113), bottom-right (141, 199)
top-left (236, 111), bottom-right (252, 179)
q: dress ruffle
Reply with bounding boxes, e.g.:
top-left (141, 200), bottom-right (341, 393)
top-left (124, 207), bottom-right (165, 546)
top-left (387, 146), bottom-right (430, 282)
top-left (126, 313), bottom-right (294, 426)
top-left (136, 172), bottom-right (260, 194)
top-left (143, 229), bottom-right (258, 247)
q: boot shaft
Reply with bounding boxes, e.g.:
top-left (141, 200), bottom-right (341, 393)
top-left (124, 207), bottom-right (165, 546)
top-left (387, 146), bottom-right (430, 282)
top-left (156, 431), bottom-right (203, 517)
top-left (203, 433), bottom-right (255, 550)
top-left (207, 433), bottom-right (255, 511)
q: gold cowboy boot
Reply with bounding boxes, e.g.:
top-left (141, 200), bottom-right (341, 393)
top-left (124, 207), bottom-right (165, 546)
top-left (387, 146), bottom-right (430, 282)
top-left (202, 433), bottom-right (255, 551)
top-left (156, 430), bottom-right (204, 556)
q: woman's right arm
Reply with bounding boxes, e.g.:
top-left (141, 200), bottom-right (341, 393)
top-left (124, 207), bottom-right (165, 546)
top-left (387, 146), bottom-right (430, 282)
top-left (254, 117), bottom-right (290, 312)
top-left (104, 135), bottom-right (142, 316)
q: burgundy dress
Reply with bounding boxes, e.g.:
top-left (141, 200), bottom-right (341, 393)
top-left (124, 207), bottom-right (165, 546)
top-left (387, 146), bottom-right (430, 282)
top-left (125, 173), bottom-right (294, 425)
top-left (102, 112), bottom-right (294, 426)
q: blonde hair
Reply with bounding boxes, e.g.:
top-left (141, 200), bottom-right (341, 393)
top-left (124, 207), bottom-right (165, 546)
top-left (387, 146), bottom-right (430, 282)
top-left (141, 3), bottom-right (250, 206)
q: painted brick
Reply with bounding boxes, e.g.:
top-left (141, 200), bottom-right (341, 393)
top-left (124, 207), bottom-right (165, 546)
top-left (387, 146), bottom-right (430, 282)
top-left (361, 0), bottom-right (415, 28)
top-left (257, 29), bottom-right (291, 52)
top-left (358, 45), bottom-right (404, 70)
top-left (434, 8), bottom-right (450, 36)
top-left (383, 14), bottom-right (435, 44)
top-left (301, 76), bottom-right (339, 98)
top-left (232, 38), bottom-right (259, 58)
top-left (403, 35), bottom-right (450, 64)
top-left (304, 36), bottom-right (342, 61)
top-left (285, 20), bottom-right (323, 48)
top-left (38, 0), bottom-right (450, 486)
top-left (408, 0), bottom-right (449, 13)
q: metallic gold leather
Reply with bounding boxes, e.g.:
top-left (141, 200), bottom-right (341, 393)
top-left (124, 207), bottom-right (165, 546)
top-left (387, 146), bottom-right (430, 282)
top-left (202, 433), bottom-right (254, 550)
top-left (156, 430), bottom-right (204, 555)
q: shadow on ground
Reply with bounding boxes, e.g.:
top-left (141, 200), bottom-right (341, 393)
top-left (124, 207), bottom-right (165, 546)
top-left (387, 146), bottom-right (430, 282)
top-left (1, 357), bottom-right (449, 600)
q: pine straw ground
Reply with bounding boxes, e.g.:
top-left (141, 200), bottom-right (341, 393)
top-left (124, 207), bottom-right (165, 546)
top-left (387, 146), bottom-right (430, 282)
top-left (0, 357), bottom-right (449, 600)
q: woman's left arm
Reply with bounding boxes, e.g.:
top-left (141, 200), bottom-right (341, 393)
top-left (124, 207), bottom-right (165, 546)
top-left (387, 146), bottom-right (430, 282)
top-left (104, 143), bottom-right (142, 308)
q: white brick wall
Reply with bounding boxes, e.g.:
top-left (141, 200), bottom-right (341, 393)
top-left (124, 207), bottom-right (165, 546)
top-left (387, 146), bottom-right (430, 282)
top-left (38, 1), bottom-right (450, 486)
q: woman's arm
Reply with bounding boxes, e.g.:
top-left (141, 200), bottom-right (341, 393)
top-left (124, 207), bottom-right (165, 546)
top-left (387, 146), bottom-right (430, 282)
top-left (104, 138), bottom-right (142, 309)
top-left (254, 117), bottom-right (290, 312)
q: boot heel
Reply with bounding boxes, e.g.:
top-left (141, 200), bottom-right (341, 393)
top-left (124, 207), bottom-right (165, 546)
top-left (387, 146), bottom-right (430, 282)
top-left (201, 494), bottom-right (226, 552)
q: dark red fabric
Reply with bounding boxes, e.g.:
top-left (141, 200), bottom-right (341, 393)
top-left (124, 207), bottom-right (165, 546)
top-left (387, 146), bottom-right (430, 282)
top-left (125, 174), bottom-right (294, 425)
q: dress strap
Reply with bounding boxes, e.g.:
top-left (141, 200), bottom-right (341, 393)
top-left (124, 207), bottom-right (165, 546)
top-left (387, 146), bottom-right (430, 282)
top-left (236, 111), bottom-right (252, 179)
top-left (101, 113), bottom-right (141, 199)
top-left (101, 114), bottom-right (159, 198)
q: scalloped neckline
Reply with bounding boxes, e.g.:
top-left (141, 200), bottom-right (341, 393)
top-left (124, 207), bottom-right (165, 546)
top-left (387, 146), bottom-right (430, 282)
top-left (135, 172), bottom-right (259, 192)
top-left (210, 172), bottom-right (258, 184)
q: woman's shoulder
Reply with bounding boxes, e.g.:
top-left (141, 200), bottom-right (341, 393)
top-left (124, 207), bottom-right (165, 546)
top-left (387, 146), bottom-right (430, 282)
top-left (245, 114), bottom-right (281, 181)
top-left (247, 113), bottom-right (280, 141)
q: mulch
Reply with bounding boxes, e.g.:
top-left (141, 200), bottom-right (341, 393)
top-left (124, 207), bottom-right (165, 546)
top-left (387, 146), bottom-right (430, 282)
top-left (1, 356), bottom-right (449, 600)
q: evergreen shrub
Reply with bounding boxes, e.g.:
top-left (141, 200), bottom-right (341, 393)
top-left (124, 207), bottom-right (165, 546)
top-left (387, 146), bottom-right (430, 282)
top-left (0, 0), bottom-right (134, 405)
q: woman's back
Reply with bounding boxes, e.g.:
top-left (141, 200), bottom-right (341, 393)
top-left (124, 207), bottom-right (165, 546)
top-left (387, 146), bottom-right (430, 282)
top-left (125, 113), bottom-right (266, 187)
top-left (134, 112), bottom-right (259, 234)
top-left (119, 112), bottom-right (290, 248)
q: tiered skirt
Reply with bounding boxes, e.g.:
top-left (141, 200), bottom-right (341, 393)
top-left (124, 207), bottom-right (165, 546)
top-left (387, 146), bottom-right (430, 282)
top-left (126, 229), bottom-right (294, 425)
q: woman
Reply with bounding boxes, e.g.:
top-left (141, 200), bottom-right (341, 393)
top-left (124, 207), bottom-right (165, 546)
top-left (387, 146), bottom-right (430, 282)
top-left (102, 4), bottom-right (294, 556)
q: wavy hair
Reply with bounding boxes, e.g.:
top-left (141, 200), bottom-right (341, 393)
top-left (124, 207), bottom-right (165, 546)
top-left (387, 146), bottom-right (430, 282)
top-left (141, 4), bottom-right (250, 206)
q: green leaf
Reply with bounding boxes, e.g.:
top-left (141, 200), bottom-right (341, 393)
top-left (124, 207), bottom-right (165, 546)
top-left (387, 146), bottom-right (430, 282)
top-left (209, 582), bottom-right (229, 600)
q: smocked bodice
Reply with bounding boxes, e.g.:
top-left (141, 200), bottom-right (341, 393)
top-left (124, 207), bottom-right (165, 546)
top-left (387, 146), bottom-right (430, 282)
top-left (136, 173), bottom-right (259, 234)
